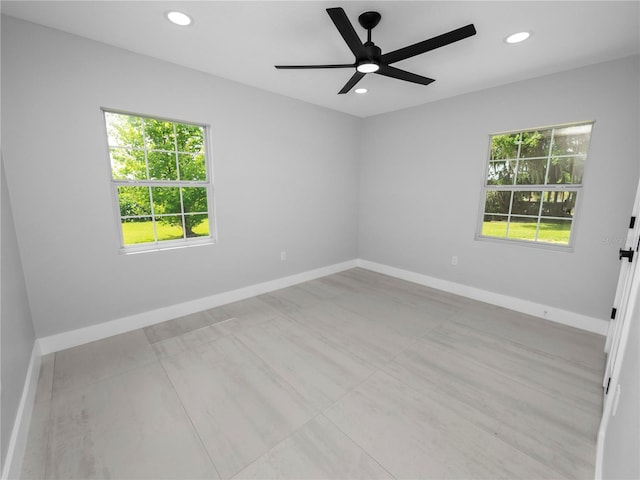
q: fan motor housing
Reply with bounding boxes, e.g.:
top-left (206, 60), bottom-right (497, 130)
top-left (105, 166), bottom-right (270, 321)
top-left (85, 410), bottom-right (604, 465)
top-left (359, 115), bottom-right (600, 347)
top-left (362, 43), bottom-right (381, 61)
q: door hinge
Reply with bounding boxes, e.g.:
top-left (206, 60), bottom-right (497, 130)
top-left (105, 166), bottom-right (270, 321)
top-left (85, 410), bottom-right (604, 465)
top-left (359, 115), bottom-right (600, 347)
top-left (611, 307), bottom-right (617, 320)
top-left (619, 248), bottom-right (635, 262)
top-left (606, 377), bottom-right (612, 394)
top-left (631, 216), bottom-right (636, 229)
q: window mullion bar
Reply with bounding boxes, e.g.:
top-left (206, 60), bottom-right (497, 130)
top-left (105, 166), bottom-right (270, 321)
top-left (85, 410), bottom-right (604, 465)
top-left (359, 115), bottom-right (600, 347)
top-left (534, 191), bottom-right (545, 241)
top-left (148, 186), bottom-right (158, 243)
top-left (486, 185), bottom-right (581, 191)
top-left (142, 119), bottom-right (151, 182)
top-left (544, 128), bottom-right (556, 186)
top-left (179, 187), bottom-right (186, 239)
top-left (174, 123), bottom-right (187, 239)
top-left (513, 132), bottom-right (523, 186)
top-left (173, 123), bottom-right (181, 181)
top-left (112, 180), bottom-right (207, 187)
top-left (506, 190), bottom-right (515, 238)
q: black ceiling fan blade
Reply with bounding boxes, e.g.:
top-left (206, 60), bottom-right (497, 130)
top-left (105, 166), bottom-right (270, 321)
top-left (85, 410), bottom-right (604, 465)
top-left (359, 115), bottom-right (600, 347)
top-left (326, 7), bottom-right (366, 58)
top-left (380, 24), bottom-right (476, 65)
top-left (338, 71), bottom-right (365, 94)
top-left (376, 64), bottom-right (435, 86)
top-left (275, 64), bottom-right (354, 69)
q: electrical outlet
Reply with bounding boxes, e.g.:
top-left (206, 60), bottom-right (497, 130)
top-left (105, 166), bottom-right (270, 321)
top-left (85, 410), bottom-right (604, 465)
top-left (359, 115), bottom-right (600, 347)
top-left (280, 251), bottom-right (287, 261)
top-left (451, 256), bottom-right (458, 266)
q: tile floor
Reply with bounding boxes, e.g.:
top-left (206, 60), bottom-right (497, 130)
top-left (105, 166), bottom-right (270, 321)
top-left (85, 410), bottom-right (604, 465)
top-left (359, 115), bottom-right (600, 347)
top-left (21, 268), bottom-right (605, 479)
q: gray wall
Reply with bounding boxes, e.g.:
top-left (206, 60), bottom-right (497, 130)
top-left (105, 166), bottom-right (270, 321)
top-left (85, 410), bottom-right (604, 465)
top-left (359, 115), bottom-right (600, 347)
top-left (358, 56), bottom-right (640, 323)
top-left (2, 16), bottom-right (360, 338)
top-left (1, 158), bottom-right (36, 470)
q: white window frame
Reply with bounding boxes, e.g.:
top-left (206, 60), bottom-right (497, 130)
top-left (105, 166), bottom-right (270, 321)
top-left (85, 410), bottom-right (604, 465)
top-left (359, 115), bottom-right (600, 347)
top-left (475, 121), bottom-right (594, 251)
top-left (102, 108), bottom-right (216, 253)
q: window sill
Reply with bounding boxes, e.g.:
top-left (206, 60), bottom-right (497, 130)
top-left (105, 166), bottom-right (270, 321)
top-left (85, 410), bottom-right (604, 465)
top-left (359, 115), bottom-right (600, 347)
top-left (475, 234), bottom-right (574, 252)
top-left (119, 237), bottom-right (215, 255)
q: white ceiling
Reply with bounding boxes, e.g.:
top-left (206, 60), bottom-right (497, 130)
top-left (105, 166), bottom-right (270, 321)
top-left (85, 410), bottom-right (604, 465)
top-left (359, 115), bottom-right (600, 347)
top-left (3, 1), bottom-right (639, 117)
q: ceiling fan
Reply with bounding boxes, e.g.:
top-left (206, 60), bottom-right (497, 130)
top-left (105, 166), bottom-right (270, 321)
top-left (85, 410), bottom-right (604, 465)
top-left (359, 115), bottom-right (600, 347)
top-left (275, 7), bottom-right (477, 94)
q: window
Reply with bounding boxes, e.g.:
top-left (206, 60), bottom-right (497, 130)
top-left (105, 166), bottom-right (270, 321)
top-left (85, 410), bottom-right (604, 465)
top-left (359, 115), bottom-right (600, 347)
top-left (477, 122), bottom-right (593, 248)
top-left (103, 110), bottom-right (214, 251)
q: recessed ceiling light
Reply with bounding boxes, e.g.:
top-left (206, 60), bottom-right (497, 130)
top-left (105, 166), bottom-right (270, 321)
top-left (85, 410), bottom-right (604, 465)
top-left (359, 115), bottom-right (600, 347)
top-left (166, 11), bottom-right (192, 26)
top-left (505, 31), bottom-right (531, 44)
top-left (355, 88), bottom-right (368, 94)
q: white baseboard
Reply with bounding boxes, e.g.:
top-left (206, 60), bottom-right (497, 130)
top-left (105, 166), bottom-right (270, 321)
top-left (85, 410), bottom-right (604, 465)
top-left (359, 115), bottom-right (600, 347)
top-left (1, 342), bottom-right (41, 480)
top-left (37, 260), bottom-right (358, 355)
top-left (356, 259), bottom-right (608, 336)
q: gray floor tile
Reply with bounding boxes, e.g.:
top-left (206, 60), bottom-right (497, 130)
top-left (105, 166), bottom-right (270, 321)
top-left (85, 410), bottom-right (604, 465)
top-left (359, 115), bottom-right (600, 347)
top-left (47, 362), bottom-right (218, 479)
top-left (150, 317), bottom-right (237, 359)
top-left (333, 291), bottom-right (444, 337)
top-left (450, 301), bottom-right (606, 372)
top-left (324, 370), bottom-right (563, 479)
top-left (52, 330), bottom-right (156, 394)
top-left (385, 331), bottom-right (597, 478)
top-left (234, 315), bottom-right (376, 409)
top-left (233, 414), bottom-right (393, 479)
top-left (143, 310), bottom-right (224, 344)
top-left (150, 313), bottom-right (278, 359)
top-left (160, 335), bottom-right (316, 478)
top-left (219, 296), bottom-right (282, 324)
top-left (431, 320), bottom-right (604, 412)
top-left (284, 301), bottom-right (428, 368)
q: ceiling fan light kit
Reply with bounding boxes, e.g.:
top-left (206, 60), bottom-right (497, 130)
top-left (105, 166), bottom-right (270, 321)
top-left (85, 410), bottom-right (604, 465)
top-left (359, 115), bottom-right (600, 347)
top-left (356, 60), bottom-right (380, 73)
top-left (275, 7), bottom-right (477, 95)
